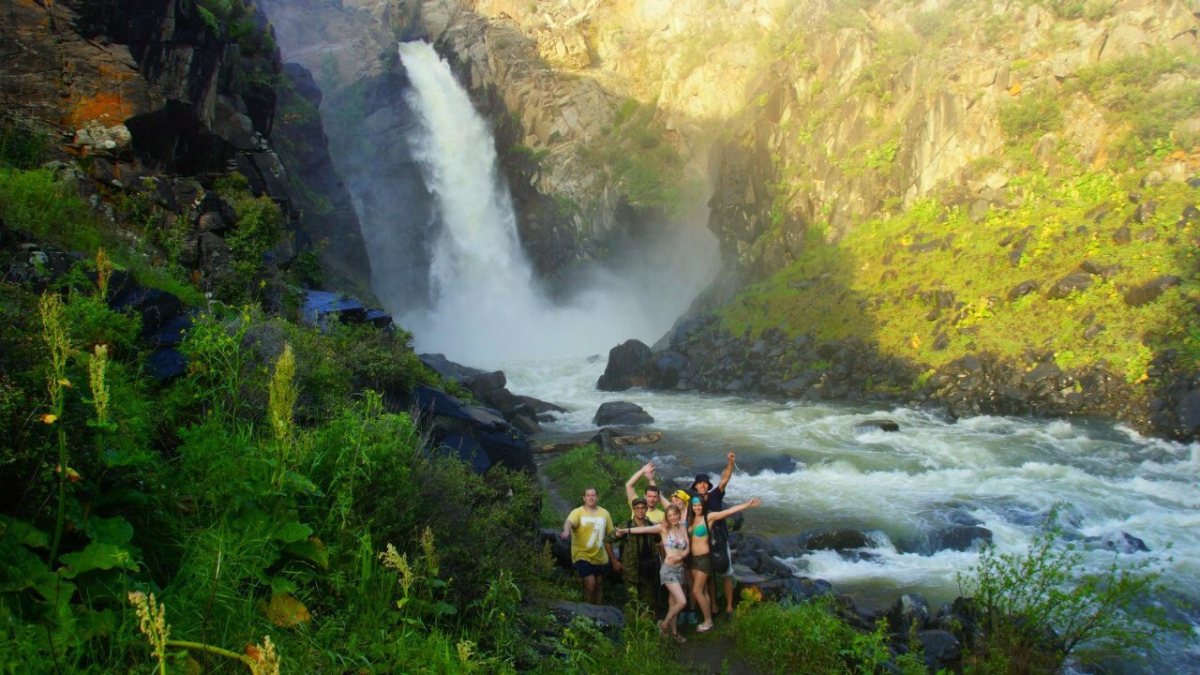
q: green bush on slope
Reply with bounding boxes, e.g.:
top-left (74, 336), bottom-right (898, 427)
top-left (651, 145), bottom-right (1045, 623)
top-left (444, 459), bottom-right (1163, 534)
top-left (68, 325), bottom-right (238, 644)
top-left (718, 163), bottom-right (1199, 384)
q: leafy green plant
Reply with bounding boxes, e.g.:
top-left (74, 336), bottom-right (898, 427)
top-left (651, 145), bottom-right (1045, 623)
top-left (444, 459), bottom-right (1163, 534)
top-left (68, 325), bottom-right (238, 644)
top-left (998, 88), bottom-right (1064, 145)
top-left (957, 507), bottom-right (1185, 672)
top-left (735, 595), bottom-right (930, 674)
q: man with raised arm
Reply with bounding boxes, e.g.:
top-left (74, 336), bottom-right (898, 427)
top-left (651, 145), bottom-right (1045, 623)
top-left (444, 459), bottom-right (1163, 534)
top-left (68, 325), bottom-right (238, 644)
top-left (691, 452), bottom-right (738, 618)
top-left (560, 487), bottom-right (620, 605)
top-left (625, 461), bottom-right (665, 523)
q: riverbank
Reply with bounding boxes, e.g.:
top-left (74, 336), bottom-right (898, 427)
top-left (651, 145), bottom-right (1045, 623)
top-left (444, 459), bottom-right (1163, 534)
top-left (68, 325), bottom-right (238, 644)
top-left (508, 354), bottom-right (1200, 674)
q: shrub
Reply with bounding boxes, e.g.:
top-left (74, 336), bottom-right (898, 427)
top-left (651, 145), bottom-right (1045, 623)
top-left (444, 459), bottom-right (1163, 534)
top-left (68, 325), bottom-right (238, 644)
top-left (735, 596), bottom-right (930, 674)
top-left (998, 88), bottom-right (1063, 145)
top-left (957, 507), bottom-right (1186, 672)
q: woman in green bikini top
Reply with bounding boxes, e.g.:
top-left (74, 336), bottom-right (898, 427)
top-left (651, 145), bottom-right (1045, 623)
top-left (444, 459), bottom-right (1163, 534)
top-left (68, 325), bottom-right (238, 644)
top-left (687, 495), bottom-right (762, 633)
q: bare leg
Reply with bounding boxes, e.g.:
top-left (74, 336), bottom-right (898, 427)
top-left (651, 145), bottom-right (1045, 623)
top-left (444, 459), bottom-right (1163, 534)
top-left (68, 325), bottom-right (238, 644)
top-left (662, 582), bottom-right (686, 628)
top-left (692, 571), bottom-right (713, 630)
top-left (707, 575), bottom-right (718, 615)
top-left (662, 582), bottom-right (687, 642)
top-left (583, 575), bottom-right (599, 604)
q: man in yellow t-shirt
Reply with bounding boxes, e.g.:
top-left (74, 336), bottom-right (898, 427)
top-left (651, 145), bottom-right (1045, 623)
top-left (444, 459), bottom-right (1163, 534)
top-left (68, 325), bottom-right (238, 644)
top-left (559, 487), bottom-right (619, 604)
top-left (624, 461), bottom-right (665, 524)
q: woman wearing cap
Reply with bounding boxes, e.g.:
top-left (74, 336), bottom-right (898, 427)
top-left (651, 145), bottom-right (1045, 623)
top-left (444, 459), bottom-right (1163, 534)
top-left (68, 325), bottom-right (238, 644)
top-left (669, 489), bottom-right (691, 527)
top-left (617, 503), bottom-right (691, 642)
top-left (687, 495), bottom-right (761, 632)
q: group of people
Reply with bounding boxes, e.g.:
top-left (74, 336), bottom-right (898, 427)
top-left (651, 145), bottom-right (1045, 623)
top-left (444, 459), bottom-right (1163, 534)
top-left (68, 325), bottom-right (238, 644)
top-left (558, 453), bottom-right (762, 641)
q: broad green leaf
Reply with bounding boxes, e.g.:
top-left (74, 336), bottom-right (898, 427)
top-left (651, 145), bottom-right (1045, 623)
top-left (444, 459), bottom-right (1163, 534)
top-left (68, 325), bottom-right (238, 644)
top-left (233, 508), bottom-right (271, 537)
top-left (273, 521), bottom-right (312, 544)
top-left (0, 517), bottom-right (49, 549)
top-left (81, 516), bottom-right (133, 545)
top-left (282, 537), bottom-right (329, 569)
top-left (432, 601), bottom-right (457, 616)
top-left (269, 576), bottom-right (297, 596)
top-left (58, 542), bottom-right (138, 579)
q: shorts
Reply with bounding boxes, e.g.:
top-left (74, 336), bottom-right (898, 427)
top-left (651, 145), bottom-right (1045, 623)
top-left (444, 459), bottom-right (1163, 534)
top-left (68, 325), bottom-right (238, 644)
top-left (687, 552), bottom-right (713, 575)
top-left (574, 560), bottom-right (609, 578)
top-left (660, 563), bottom-right (685, 586)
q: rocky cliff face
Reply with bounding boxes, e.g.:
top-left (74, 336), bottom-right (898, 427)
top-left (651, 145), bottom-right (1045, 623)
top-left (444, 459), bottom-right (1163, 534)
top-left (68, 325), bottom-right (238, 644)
top-left (267, 0), bottom-right (1198, 303)
top-left (1, 0), bottom-right (372, 297)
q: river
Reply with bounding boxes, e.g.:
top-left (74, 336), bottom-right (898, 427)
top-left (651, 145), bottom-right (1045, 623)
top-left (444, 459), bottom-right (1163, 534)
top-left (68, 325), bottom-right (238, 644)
top-left (503, 355), bottom-right (1200, 674)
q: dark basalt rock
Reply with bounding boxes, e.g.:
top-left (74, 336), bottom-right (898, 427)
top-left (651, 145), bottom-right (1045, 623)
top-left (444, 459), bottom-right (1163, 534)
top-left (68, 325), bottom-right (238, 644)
top-left (1046, 271), bottom-right (1094, 299)
top-left (592, 401), bottom-right (654, 427)
top-left (1007, 279), bottom-right (1038, 300)
top-left (855, 419), bottom-right (900, 433)
top-left (1123, 275), bottom-right (1181, 307)
top-left (597, 339), bottom-right (653, 391)
top-left (649, 351), bottom-right (688, 389)
top-left (916, 630), bottom-right (963, 672)
top-left (887, 594), bottom-right (931, 633)
top-left (465, 371), bottom-right (507, 398)
top-left (145, 347), bottom-right (188, 381)
top-left (549, 601), bottom-right (625, 629)
top-left (1084, 531), bottom-right (1149, 554)
top-left (418, 353), bottom-right (485, 382)
top-left (111, 286), bottom-right (184, 335)
top-left (934, 524), bottom-right (993, 552)
top-left (410, 385), bottom-right (534, 474)
top-left (805, 529), bottom-right (871, 552)
top-left (300, 290), bottom-right (368, 326)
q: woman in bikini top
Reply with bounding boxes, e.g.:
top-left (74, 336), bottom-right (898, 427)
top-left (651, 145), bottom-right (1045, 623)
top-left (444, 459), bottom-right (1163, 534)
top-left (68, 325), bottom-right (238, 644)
top-left (687, 496), bottom-right (762, 633)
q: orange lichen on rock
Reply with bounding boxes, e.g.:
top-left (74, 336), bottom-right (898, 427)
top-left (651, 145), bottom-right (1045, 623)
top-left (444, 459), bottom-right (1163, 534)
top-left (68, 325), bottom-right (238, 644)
top-left (69, 91), bottom-right (136, 128)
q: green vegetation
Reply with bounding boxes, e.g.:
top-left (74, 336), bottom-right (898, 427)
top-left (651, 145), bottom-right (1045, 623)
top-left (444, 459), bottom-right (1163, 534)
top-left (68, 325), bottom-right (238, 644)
top-left (591, 99), bottom-right (693, 214)
top-left (718, 163), bottom-right (1200, 383)
top-left (957, 507), bottom-right (1186, 673)
top-left (0, 159), bottom-right (700, 674)
top-left (998, 86), bottom-right (1064, 146)
top-left (735, 596), bottom-right (931, 675)
top-left (1066, 47), bottom-right (1200, 166)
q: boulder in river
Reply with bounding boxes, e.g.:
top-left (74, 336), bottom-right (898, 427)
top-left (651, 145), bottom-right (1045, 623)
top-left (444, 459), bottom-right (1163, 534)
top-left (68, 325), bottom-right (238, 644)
top-left (592, 401), bottom-right (654, 427)
top-left (597, 339), bottom-right (652, 391)
top-left (805, 529), bottom-right (872, 551)
top-left (855, 419), bottom-right (900, 433)
top-left (933, 524), bottom-right (994, 552)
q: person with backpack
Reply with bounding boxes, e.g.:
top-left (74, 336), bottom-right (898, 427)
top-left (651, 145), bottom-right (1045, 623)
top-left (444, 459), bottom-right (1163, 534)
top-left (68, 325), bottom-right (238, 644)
top-left (691, 452), bottom-right (737, 618)
top-left (613, 497), bottom-right (660, 609)
top-left (687, 495), bottom-right (761, 633)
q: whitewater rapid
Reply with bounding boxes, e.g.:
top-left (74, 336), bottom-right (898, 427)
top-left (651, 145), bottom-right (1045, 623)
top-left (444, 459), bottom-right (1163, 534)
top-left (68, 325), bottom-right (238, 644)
top-left (503, 355), bottom-right (1200, 673)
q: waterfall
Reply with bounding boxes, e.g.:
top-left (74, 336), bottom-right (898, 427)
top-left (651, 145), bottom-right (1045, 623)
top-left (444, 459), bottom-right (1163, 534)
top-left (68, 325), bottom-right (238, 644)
top-left (395, 41), bottom-right (719, 367)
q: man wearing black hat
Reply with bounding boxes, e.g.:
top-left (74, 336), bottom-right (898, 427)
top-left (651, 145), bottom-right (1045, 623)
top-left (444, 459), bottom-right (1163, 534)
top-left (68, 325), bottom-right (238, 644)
top-left (691, 452), bottom-right (737, 618)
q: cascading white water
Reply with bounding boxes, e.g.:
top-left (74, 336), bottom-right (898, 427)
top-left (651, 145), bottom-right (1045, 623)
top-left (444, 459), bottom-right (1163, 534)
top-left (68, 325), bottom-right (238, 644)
top-left (503, 356), bottom-right (1200, 674)
top-left (396, 41), bottom-right (717, 365)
